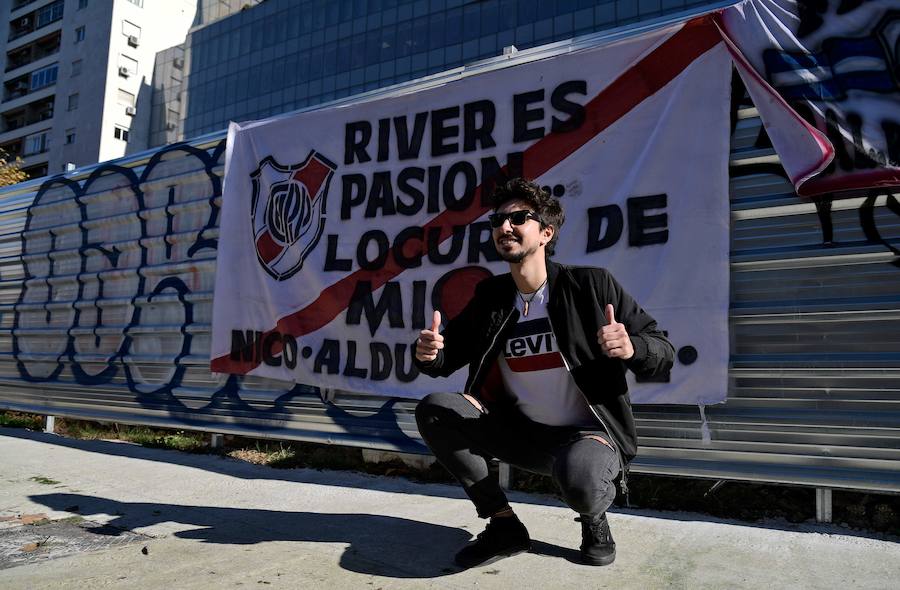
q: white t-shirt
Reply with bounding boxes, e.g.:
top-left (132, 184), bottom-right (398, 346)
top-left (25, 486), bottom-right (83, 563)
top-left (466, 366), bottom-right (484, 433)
top-left (497, 283), bottom-right (598, 428)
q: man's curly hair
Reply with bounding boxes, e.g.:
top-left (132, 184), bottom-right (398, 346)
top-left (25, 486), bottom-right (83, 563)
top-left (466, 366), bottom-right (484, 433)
top-left (489, 178), bottom-right (565, 255)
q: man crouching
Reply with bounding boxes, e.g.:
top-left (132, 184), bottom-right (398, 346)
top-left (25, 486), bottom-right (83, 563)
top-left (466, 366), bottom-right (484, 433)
top-left (413, 177), bottom-right (674, 568)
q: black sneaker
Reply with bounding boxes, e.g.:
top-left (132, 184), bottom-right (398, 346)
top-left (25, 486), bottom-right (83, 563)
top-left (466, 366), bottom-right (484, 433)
top-left (578, 513), bottom-right (616, 566)
top-left (455, 516), bottom-right (531, 568)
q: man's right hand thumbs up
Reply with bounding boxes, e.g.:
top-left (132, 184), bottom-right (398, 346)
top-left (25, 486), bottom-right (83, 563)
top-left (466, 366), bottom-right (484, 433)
top-left (416, 310), bottom-right (444, 362)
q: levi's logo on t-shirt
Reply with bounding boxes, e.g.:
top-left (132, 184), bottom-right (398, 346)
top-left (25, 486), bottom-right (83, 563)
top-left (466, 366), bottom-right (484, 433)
top-left (503, 318), bottom-right (565, 372)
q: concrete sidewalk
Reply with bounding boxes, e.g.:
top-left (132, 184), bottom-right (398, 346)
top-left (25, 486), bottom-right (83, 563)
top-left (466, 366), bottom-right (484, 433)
top-left (0, 429), bottom-right (897, 589)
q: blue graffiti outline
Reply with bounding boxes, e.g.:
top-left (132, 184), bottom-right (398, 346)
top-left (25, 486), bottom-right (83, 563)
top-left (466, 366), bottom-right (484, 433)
top-left (71, 164), bottom-right (146, 385)
top-left (13, 139), bottom-right (418, 448)
top-left (14, 175), bottom-right (83, 382)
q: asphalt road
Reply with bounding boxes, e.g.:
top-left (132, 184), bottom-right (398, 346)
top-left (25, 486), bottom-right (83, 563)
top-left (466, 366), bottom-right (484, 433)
top-left (1, 428), bottom-right (898, 589)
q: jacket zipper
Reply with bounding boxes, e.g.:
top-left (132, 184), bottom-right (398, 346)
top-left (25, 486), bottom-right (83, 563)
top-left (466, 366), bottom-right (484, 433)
top-left (468, 307), bottom-right (517, 396)
top-left (545, 312), bottom-right (630, 502)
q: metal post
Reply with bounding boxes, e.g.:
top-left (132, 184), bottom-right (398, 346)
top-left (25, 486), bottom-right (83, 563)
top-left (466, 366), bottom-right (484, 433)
top-left (43, 415), bottom-right (55, 433)
top-left (816, 488), bottom-right (832, 523)
top-left (498, 462), bottom-right (512, 489)
top-left (210, 433), bottom-right (224, 449)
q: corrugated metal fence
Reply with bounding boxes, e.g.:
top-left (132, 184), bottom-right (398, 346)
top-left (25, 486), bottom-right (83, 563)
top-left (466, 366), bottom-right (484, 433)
top-left (1, 30), bottom-right (898, 498)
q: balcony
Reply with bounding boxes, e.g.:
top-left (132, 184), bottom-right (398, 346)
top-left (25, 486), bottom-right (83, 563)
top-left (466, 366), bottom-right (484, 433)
top-left (3, 63), bottom-right (58, 103)
top-left (5, 30), bottom-right (61, 73)
top-left (8, 17), bottom-right (35, 43)
top-left (8, 0), bottom-right (64, 43)
top-left (3, 75), bottom-right (32, 103)
top-left (0, 85), bottom-right (54, 115)
top-left (1, 96), bottom-right (54, 135)
top-left (0, 138), bottom-right (23, 158)
top-left (21, 161), bottom-right (49, 180)
top-left (12, 0), bottom-right (41, 11)
top-left (0, 136), bottom-right (47, 176)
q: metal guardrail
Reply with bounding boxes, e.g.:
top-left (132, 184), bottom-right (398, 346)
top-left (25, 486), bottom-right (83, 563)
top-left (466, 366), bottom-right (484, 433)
top-left (0, 8), bottom-right (898, 496)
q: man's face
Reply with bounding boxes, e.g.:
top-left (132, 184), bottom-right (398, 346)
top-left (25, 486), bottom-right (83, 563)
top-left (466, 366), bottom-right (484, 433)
top-left (491, 199), bottom-right (552, 264)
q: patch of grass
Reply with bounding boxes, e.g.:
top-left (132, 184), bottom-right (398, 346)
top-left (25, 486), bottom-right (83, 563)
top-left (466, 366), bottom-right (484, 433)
top-left (56, 420), bottom-right (114, 440)
top-left (57, 420), bottom-right (207, 453)
top-left (226, 448), bottom-right (270, 464)
top-left (221, 438), bottom-right (453, 484)
top-left (265, 444), bottom-right (298, 468)
top-left (226, 442), bottom-right (298, 466)
top-left (226, 440), bottom-right (364, 470)
top-left (0, 411), bottom-right (43, 430)
top-left (833, 491), bottom-right (900, 533)
top-left (123, 428), bottom-right (206, 452)
top-left (29, 476), bottom-right (60, 485)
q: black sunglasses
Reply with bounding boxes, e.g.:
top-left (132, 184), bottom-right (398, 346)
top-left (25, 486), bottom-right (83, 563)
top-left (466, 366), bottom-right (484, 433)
top-left (488, 210), bottom-right (542, 228)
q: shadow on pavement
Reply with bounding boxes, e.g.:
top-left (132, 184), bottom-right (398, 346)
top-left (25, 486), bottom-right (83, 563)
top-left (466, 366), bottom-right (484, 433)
top-left (529, 539), bottom-right (582, 564)
top-left (31, 492), bottom-right (480, 578)
top-left (0, 429), bottom-right (559, 511)
top-left (6, 429), bottom-right (896, 544)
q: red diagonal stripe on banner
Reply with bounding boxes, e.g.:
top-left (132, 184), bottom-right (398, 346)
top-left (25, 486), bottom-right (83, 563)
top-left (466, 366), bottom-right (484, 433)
top-left (212, 16), bottom-right (721, 374)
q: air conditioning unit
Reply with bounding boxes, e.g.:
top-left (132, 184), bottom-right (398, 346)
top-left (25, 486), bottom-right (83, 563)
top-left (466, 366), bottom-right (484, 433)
top-left (127, 35), bottom-right (139, 47)
top-left (19, 18), bottom-right (30, 27)
top-left (125, 105), bottom-right (136, 116)
top-left (118, 66), bottom-right (130, 77)
top-left (173, 57), bottom-right (184, 69)
top-left (166, 122), bottom-right (176, 130)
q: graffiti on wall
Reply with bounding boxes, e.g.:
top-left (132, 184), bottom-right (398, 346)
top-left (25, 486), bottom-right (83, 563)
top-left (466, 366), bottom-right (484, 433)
top-left (763, 3), bottom-right (899, 178)
top-left (10, 140), bottom-right (420, 448)
top-left (730, 70), bottom-right (900, 262)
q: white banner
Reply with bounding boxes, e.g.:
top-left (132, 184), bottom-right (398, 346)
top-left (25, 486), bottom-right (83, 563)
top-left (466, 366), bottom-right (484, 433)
top-left (721, 0), bottom-right (900, 195)
top-left (211, 16), bottom-right (732, 405)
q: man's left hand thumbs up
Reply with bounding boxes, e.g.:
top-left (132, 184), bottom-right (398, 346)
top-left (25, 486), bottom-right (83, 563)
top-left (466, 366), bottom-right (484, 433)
top-left (598, 304), bottom-right (634, 360)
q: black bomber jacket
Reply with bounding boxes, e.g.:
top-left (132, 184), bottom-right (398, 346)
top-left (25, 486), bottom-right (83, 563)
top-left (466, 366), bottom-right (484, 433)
top-left (414, 259), bottom-right (675, 481)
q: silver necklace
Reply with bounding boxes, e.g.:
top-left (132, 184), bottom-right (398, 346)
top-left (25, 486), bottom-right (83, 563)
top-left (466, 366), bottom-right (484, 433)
top-left (517, 278), bottom-right (547, 318)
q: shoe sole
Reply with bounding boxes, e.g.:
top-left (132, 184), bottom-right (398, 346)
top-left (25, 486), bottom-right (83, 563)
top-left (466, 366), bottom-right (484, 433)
top-left (580, 549), bottom-right (616, 567)
top-left (455, 542), bottom-right (532, 569)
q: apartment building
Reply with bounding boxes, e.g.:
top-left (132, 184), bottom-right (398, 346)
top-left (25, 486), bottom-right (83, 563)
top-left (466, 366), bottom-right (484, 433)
top-left (0, 0), bottom-right (197, 178)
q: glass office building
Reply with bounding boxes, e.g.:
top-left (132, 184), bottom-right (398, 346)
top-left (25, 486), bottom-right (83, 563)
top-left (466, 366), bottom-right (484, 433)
top-left (178, 0), bottom-right (723, 140)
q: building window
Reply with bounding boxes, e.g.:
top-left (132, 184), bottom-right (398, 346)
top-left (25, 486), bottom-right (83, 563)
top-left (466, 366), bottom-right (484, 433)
top-left (65, 128), bottom-right (76, 144)
top-left (78, 0), bottom-right (88, 9)
top-left (72, 59), bottom-right (82, 76)
top-left (117, 89), bottom-right (135, 107)
top-left (30, 64), bottom-right (59, 91)
top-left (24, 131), bottom-right (49, 155)
top-left (122, 20), bottom-right (141, 40)
top-left (67, 93), bottom-right (79, 111)
top-left (114, 126), bottom-right (129, 141)
top-left (118, 54), bottom-right (138, 77)
top-left (36, 1), bottom-right (65, 28)
top-left (75, 26), bottom-right (86, 43)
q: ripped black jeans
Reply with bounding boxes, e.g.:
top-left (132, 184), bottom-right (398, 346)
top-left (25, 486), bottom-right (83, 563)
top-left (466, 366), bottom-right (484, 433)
top-left (415, 392), bottom-right (620, 519)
